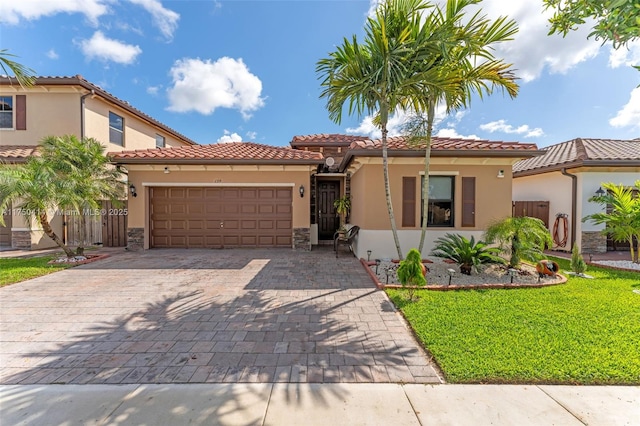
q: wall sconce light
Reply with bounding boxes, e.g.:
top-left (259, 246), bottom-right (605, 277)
top-left (164, 167), bottom-right (170, 174)
top-left (497, 169), bottom-right (505, 178)
top-left (299, 184), bottom-right (305, 198)
top-left (595, 187), bottom-right (605, 197)
top-left (129, 184), bottom-right (137, 198)
top-left (367, 250), bottom-right (372, 261)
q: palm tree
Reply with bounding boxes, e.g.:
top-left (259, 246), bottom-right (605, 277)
top-left (401, 0), bottom-right (519, 253)
top-left (583, 182), bottom-right (640, 263)
top-left (0, 49), bottom-right (36, 87)
top-left (40, 135), bottom-right (125, 255)
top-left (484, 216), bottom-right (553, 268)
top-left (317, 0), bottom-right (457, 259)
top-left (0, 157), bottom-right (75, 257)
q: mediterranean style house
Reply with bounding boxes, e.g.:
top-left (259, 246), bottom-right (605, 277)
top-left (512, 137), bottom-right (640, 253)
top-left (0, 75), bottom-right (195, 249)
top-left (1, 75), bottom-right (546, 257)
top-left (111, 134), bottom-right (543, 259)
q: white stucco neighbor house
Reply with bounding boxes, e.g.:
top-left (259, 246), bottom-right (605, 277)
top-left (512, 138), bottom-right (640, 253)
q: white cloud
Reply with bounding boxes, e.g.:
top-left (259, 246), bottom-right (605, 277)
top-left (126, 0), bottom-right (179, 40)
top-left (609, 41), bottom-right (640, 68)
top-left (609, 87), bottom-right (640, 129)
top-left (246, 131), bottom-right (257, 140)
top-left (217, 130), bottom-right (243, 143)
top-left (436, 128), bottom-right (480, 139)
top-left (147, 85), bottom-right (160, 95)
top-left (347, 105), bottom-right (448, 139)
top-left (0, 0), bottom-right (108, 25)
top-left (480, 119), bottom-right (544, 138)
top-left (368, 0), bottom-right (600, 82)
top-left (79, 31), bottom-right (142, 64)
top-left (167, 57), bottom-right (265, 119)
top-left (46, 49), bottom-right (59, 60)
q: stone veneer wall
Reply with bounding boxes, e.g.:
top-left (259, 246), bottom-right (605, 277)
top-left (581, 231), bottom-right (607, 253)
top-left (293, 227), bottom-right (311, 251)
top-left (11, 231), bottom-right (31, 249)
top-left (127, 228), bottom-right (144, 251)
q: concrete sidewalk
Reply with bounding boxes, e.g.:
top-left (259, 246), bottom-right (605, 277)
top-left (1, 383), bottom-right (638, 425)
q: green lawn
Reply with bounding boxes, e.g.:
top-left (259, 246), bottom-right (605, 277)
top-left (387, 257), bottom-right (640, 385)
top-left (0, 256), bottom-right (71, 287)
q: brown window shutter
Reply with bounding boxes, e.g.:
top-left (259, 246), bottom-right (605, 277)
top-left (16, 95), bottom-right (26, 130)
top-left (462, 177), bottom-right (475, 227)
top-left (402, 177), bottom-right (416, 227)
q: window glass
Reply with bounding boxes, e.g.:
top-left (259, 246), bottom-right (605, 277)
top-left (0, 96), bottom-right (13, 129)
top-left (421, 176), bottom-right (454, 227)
top-left (109, 112), bottom-right (124, 146)
top-left (156, 134), bottom-right (165, 148)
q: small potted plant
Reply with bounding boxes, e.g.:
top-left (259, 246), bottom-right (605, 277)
top-left (333, 195), bottom-right (351, 232)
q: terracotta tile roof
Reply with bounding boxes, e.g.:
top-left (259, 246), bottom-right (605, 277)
top-left (111, 142), bottom-right (324, 164)
top-left (0, 75), bottom-right (197, 146)
top-left (0, 145), bottom-right (38, 163)
top-left (349, 136), bottom-right (539, 152)
top-left (290, 134), bottom-right (368, 147)
top-left (513, 138), bottom-right (640, 175)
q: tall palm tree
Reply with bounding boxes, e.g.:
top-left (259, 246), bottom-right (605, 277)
top-left (0, 157), bottom-right (75, 257)
top-left (317, 0), bottom-right (457, 259)
top-left (40, 135), bottom-right (125, 255)
top-left (0, 49), bottom-right (36, 87)
top-left (402, 0), bottom-right (519, 253)
top-left (583, 182), bottom-right (640, 263)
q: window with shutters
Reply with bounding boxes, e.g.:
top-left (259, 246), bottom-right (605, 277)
top-left (421, 176), bottom-right (454, 227)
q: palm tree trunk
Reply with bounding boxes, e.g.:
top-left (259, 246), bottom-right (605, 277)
top-left (418, 99), bottom-right (436, 254)
top-left (76, 211), bottom-right (86, 256)
top-left (38, 212), bottom-right (75, 257)
top-left (381, 121), bottom-right (403, 260)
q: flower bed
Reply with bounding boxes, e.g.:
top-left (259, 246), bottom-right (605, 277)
top-left (361, 256), bottom-right (566, 290)
top-left (48, 253), bottom-right (110, 265)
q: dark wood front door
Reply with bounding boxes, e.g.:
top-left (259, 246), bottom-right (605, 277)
top-left (317, 181), bottom-right (339, 240)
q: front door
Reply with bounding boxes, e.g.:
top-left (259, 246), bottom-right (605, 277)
top-left (317, 181), bottom-right (339, 240)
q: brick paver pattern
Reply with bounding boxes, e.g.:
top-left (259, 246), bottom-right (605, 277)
top-left (0, 248), bottom-right (442, 384)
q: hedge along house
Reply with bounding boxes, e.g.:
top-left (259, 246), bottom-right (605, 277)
top-left (110, 143), bottom-right (323, 250)
top-left (0, 75), bottom-right (195, 250)
top-left (513, 138), bottom-right (640, 253)
top-left (336, 136), bottom-right (544, 260)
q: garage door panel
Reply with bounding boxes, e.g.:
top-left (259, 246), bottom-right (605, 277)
top-left (151, 186), bottom-right (292, 248)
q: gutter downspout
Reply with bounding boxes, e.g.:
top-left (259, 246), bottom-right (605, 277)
top-left (80, 89), bottom-right (95, 139)
top-left (561, 168), bottom-right (577, 250)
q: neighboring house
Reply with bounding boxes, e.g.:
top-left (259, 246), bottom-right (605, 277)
top-left (0, 75), bottom-right (196, 250)
top-left (512, 138), bottom-right (640, 253)
top-left (112, 135), bottom-right (542, 258)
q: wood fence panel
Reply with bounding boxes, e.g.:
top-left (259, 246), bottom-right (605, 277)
top-left (101, 200), bottom-right (128, 247)
top-left (512, 201), bottom-right (550, 227)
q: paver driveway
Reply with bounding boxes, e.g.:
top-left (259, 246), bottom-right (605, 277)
top-left (0, 248), bottom-right (441, 384)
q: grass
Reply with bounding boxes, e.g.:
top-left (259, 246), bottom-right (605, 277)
top-left (0, 256), bottom-right (71, 287)
top-left (386, 257), bottom-right (640, 385)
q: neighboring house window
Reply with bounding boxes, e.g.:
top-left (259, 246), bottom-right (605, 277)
top-left (109, 112), bottom-right (124, 146)
top-left (156, 134), bottom-right (165, 148)
top-left (421, 176), bottom-right (454, 227)
top-left (0, 96), bottom-right (13, 129)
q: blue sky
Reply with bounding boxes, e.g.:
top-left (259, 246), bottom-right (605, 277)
top-left (2, 0), bottom-right (639, 148)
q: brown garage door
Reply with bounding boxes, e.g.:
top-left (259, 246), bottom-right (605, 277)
top-left (0, 211), bottom-right (11, 247)
top-left (150, 187), bottom-right (292, 248)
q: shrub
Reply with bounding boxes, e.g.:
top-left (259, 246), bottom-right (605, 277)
top-left (571, 244), bottom-right (587, 275)
top-left (484, 216), bottom-right (553, 268)
top-left (430, 233), bottom-right (505, 275)
top-left (397, 248), bottom-right (426, 300)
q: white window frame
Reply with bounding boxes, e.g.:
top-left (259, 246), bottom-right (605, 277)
top-left (0, 95), bottom-right (14, 130)
top-left (109, 111), bottom-right (124, 146)
top-left (155, 134), bottom-right (165, 148)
